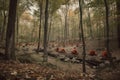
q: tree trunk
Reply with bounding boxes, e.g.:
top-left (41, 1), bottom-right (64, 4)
top-left (78, 12), bottom-right (82, 42)
top-left (1, 0), bottom-right (7, 42)
top-left (0, 11), bottom-right (2, 37)
top-left (63, 3), bottom-right (69, 47)
top-left (37, 0), bottom-right (43, 51)
top-left (16, 0), bottom-right (20, 45)
top-left (87, 7), bottom-right (93, 38)
top-left (79, 0), bottom-right (86, 73)
top-left (16, 13), bottom-right (19, 45)
top-left (31, 20), bottom-right (35, 42)
top-left (116, 0), bottom-right (120, 48)
top-left (64, 12), bottom-right (68, 47)
top-left (47, 15), bottom-right (52, 42)
top-left (104, 0), bottom-right (113, 66)
top-left (5, 0), bottom-right (18, 60)
top-left (60, 18), bottom-right (64, 46)
top-left (43, 0), bottom-right (49, 62)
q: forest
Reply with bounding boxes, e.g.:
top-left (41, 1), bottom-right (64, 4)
top-left (0, 0), bottom-right (120, 80)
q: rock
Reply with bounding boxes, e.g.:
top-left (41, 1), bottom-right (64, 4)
top-left (11, 71), bottom-right (17, 76)
top-left (104, 60), bottom-right (110, 65)
top-left (99, 63), bottom-right (105, 67)
top-left (88, 74), bottom-right (95, 78)
top-left (59, 55), bottom-right (66, 59)
top-left (64, 57), bottom-right (70, 62)
top-left (71, 57), bottom-right (76, 63)
top-left (92, 66), bottom-right (97, 69)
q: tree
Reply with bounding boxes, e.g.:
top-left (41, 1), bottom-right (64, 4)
top-left (47, 14), bottom-right (52, 42)
top-left (37, 0), bottom-right (43, 51)
top-left (61, 0), bottom-right (70, 47)
top-left (43, 0), bottom-right (49, 62)
top-left (116, 0), bottom-right (120, 48)
top-left (79, 0), bottom-right (86, 73)
top-left (104, 0), bottom-right (113, 66)
top-left (0, 0), bottom-right (9, 42)
top-left (16, 0), bottom-right (33, 46)
top-left (5, 0), bottom-right (18, 60)
top-left (86, 7), bottom-right (93, 38)
top-left (64, 2), bottom-right (69, 46)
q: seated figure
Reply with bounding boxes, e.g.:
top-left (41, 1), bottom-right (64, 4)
top-left (89, 50), bottom-right (97, 56)
top-left (71, 47), bottom-right (78, 55)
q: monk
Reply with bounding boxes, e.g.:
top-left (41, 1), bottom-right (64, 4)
top-left (89, 50), bottom-right (97, 56)
top-left (71, 47), bottom-right (78, 55)
top-left (102, 51), bottom-right (108, 58)
top-left (55, 47), bottom-right (59, 52)
top-left (55, 47), bottom-right (66, 53)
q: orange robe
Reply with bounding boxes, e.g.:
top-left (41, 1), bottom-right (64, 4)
top-left (102, 51), bottom-right (108, 58)
top-left (89, 50), bottom-right (96, 56)
top-left (71, 49), bottom-right (78, 55)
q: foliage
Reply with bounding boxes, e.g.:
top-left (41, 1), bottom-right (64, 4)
top-left (0, 60), bottom-right (79, 80)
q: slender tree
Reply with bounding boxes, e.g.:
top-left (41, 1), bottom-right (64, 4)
top-left (79, 0), bottom-right (86, 73)
top-left (37, 0), bottom-right (43, 51)
top-left (47, 15), bottom-right (52, 42)
top-left (16, 12), bottom-right (19, 45)
top-left (16, 0), bottom-right (20, 46)
top-left (5, 0), bottom-right (18, 60)
top-left (31, 20), bottom-right (36, 42)
top-left (43, 0), bottom-right (49, 62)
top-left (1, 0), bottom-right (7, 42)
top-left (104, 0), bottom-right (113, 66)
top-left (64, 2), bottom-right (69, 47)
top-left (87, 7), bottom-right (93, 38)
top-left (116, 0), bottom-right (120, 48)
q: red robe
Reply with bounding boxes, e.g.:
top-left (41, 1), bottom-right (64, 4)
top-left (71, 49), bottom-right (78, 55)
top-left (55, 47), bottom-right (59, 52)
top-left (102, 51), bottom-right (108, 58)
top-left (89, 50), bottom-right (96, 56)
top-left (59, 48), bottom-right (66, 53)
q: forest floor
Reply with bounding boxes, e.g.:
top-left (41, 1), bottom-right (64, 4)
top-left (0, 60), bottom-right (94, 80)
top-left (0, 41), bottom-right (120, 80)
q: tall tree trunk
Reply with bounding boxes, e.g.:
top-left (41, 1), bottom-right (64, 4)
top-left (104, 0), bottom-right (113, 66)
top-left (60, 18), bottom-right (64, 46)
top-left (31, 20), bottom-right (36, 42)
top-left (16, 0), bottom-right (20, 45)
top-left (5, 0), bottom-right (17, 60)
top-left (103, 20), bottom-right (106, 38)
top-left (64, 12), bottom-right (68, 47)
top-left (47, 15), bottom-right (52, 42)
top-left (116, 0), bottom-right (120, 48)
top-left (78, 12), bottom-right (82, 42)
top-left (1, 0), bottom-right (7, 42)
top-left (79, 0), bottom-right (86, 73)
top-left (63, 3), bottom-right (69, 47)
top-left (43, 0), bottom-right (49, 62)
top-left (1, 11), bottom-right (6, 42)
top-left (16, 12), bottom-right (19, 45)
top-left (87, 7), bottom-right (93, 38)
top-left (37, 0), bottom-right (43, 51)
top-left (0, 11), bottom-right (2, 37)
